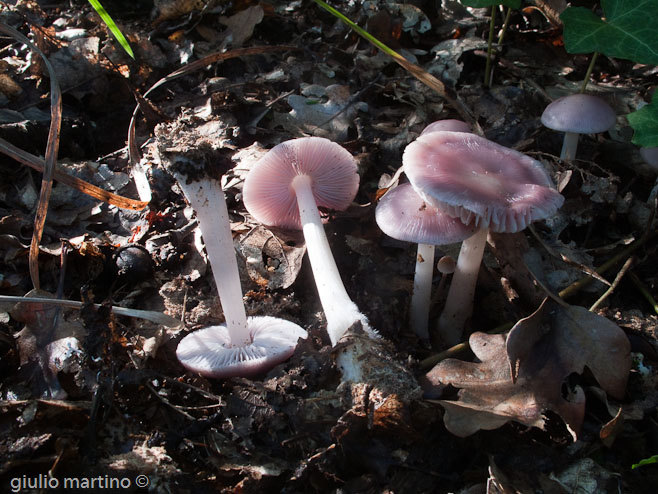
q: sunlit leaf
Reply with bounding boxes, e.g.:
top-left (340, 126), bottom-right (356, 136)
top-left (561, 0), bottom-right (658, 65)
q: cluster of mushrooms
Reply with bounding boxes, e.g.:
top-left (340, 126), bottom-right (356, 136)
top-left (175, 92), bottom-right (626, 379)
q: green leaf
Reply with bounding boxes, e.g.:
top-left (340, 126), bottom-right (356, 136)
top-left (461, 0), bottom-right (521, 7)
top-left (87, 0), bottom-right (135, 59)
top-left (632, 454), bottom-right (658, 469)
top-left (628, 97), bottom-right (658, 147)
top-left (561, 0), bottom-right (658, 65)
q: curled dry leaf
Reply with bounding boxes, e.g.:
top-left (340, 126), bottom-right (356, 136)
top-left (238, 225), bottom-right (306, 289)
top-left (425, 299), bottom-right (631, 439)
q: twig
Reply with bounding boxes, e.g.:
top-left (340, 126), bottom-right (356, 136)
top-left (145, 382), bottom-right (196, 421)
top-left (558, 230), bottom-right (656, 299)
top-left (589, 257), bottom-right (634, 311)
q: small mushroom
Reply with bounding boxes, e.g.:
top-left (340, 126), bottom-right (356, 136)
top-left (243, 137), bottom-right (373, 346)
top-left (404, 131), bottom-right (564, 345)
top-left (375, 183), bottom-right (476, 340)
top-left (173, 173), bottom-right (306, 378)
top-left (541, 93), bottom-right (616, 161)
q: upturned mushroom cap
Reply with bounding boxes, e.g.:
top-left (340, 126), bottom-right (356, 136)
top-left (541, 94), bottom-right (616, 134)
top-left (376, 183), bottom-right (476, 245)
top-left (243, 137), bottom-right (360, 230)
top-left (421, 119), bottom-right (472, 135)
top-left (176, 316), bottom-right (307, 378)
top-left (404, 131), bottom-right (564, 233)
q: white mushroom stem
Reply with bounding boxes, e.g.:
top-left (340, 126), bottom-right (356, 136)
top-left (176, 176), bottom-right (251, 347)
top-left (291, 174), bottom-right (369, 346)
top-left (560, 132), bottom-right (580, 161)
top-left (437, 226), bottom-right (489, 346)
top-left (410, 243), bottom-right (435, 340)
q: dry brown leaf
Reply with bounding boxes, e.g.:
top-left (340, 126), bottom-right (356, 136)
top-left (426, 299), bottom-right (631, 439)
top-left (239, 225), bottom-right (306, 290)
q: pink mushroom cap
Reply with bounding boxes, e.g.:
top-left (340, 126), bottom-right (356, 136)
top-left (421, 119), bottom-right (472, 135)
top-left (541, 94), bottom-right (616, 134)
top-left (376, 183), bottom-right (477, 245)
top-left (404, 131), bottom-right (564, 233)
top-left (176, 316), bottom-right (307, 379)
top-left (243, 137), bottom-right (360, 230)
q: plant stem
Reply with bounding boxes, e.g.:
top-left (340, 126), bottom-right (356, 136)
top-left (410, 243), bottom-right (435, 340)
top-left (580, 52), bottom-right (599, 93)
top-left (176, 176), bottom-right (250, 346)
top-left (437, 226), bottom-right (489, 346)
top-left (497, 7), bottom-right (512, 45)
top-left (292, 174), bottom-right (369, 345)
top-left (484, 5), bottom-right (497, 88)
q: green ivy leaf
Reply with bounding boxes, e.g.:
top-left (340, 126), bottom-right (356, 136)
top-left (461, 0), bottom-right (521, 7)
top-left (561, 0), bottom-right (658, 65)
top-left (628, 98), bottom-right (658, 147)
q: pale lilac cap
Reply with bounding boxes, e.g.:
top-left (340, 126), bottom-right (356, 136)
top-left (403, 131), bottom-right (564, 233)
top-left (421, 119), bottom-right (472, 135)
top-left (176, 316), bottom-right (307, 379)
top-left (243, 137), bottom-right (360, 230)
top-left (541, 94), bottom-right (616, 134)
top-left (375, 183), bottom-right (476, 245)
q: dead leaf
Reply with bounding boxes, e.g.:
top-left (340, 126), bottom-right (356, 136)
top-left (425, 299), bottom-right (631, 439)
top-left (219, 5), bottom-right (264, 48)
top-left (238, 225), bottom-right (306, 289)
top-left (276, 84), bottom-right (368, 142)
top-left (506, 300), bottom-right (631, 399)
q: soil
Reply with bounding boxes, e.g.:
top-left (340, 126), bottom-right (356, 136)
top-left (0, 1), bottom-right (657, 493)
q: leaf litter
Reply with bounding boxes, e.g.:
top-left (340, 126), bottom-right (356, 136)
top-left (0, 0), bottom-right (657, 492)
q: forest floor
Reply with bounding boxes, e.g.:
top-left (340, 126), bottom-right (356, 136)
top-left (0, 1), bottom-right (657, 493)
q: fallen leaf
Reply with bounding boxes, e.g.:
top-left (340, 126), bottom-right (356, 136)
top-left (219, 5), bottom-right (264, 48)
top-left (425, 299), bottom-right (631, 438)
top-left (238, 225), bottom-right (306, 289)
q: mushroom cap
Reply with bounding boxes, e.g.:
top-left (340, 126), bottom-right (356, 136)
top-left (421, 119), bottom-right (472, 135)
top-left (437, 255), bottom-right (456, 274)
top-left (243, 137), bottom-right (360, 230)
top-left (375, 183), bottom-right (476, 245)
top-left (403, 131), bottom-right (564, 233)
top-left (176, 316), bottom-right (307, 379)
top-left (541, 94), bottom-right (616, 134)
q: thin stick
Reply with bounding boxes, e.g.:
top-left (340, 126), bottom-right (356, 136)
top-left (484, 5), bottom-right (497, 88)
top-left (558, 230), bottom-right (655, 299)
top-left (589, 257), bottom-right (634, 311)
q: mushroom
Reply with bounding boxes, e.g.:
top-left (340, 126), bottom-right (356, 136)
top-left (173, 173), bottom-right (307, 378)
top-left (375, 182), bottom-right (476, 340)
top-left (421, 119), bottom-right (472, 136)
top-left (541, 93), bottom-right (616, 161)
top-left (242, 137), bottom-right (372, 346)
top-left (404, 131), bottom-right (564, 345)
